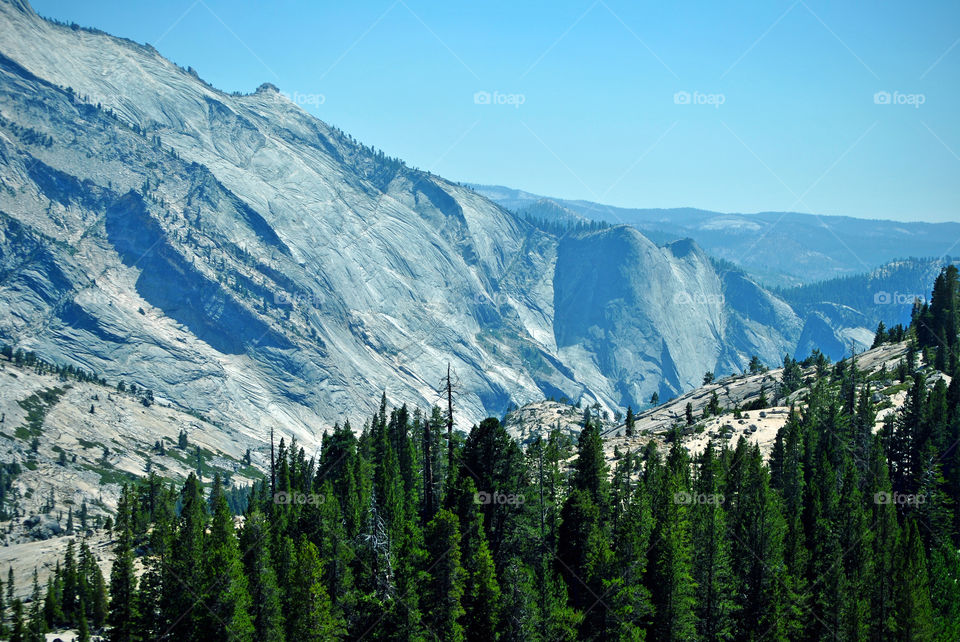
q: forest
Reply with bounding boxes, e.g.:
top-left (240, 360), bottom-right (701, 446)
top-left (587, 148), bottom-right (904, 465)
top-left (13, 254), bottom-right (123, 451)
top-left (0, 265), bottom-right (958, 641)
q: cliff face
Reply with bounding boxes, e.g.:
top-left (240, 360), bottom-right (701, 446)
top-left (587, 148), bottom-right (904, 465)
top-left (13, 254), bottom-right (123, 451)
top-left (0, 0), bottom-right (800, 444)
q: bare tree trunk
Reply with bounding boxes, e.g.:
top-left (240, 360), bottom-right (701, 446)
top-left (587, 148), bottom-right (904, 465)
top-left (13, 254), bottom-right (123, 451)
top-left (446, 362), bottom-right (454, 470)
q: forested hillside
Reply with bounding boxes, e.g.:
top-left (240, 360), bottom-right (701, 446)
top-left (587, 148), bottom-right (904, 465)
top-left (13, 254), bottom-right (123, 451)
top-left (0, 267), bottom-right (955, 641)
top-left (777, 257), bottom-right (956, 330)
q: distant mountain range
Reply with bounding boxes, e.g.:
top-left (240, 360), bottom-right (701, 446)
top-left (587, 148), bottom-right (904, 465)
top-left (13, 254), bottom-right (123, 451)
top-left (471, 184), bottom-right (960, 288)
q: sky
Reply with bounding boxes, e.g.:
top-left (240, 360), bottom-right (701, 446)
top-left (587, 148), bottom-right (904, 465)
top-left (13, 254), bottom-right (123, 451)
top-left (29, 0), bottom-right (960, 223)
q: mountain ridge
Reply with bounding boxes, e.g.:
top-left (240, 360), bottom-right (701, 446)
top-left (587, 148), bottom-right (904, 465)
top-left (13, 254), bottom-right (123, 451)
top-left (472, 183), bottom-right (960, 287)
top-left (0, 0), bottom-right (873, 444)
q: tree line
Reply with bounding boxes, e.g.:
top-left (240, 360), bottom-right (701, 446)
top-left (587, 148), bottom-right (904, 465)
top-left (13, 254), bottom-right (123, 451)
top-left (0, 267), bottom-right (958, 640)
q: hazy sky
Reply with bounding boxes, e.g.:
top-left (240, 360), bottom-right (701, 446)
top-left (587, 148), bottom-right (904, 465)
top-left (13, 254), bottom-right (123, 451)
top-left (30, 0), bottom-right (960, 222)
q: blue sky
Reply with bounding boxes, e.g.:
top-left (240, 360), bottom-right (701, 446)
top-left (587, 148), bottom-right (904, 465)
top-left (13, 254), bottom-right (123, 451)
top-left (31, 0), bottom-right (960, 222)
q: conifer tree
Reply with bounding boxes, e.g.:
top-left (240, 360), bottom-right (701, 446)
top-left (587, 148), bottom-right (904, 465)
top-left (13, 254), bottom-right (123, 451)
top-left (691, 441), bottom-right (734, 640)
top-left (238, 511), bottom-right (285, 642)
top-left (895, 521), bottom-right (936, 640)
top-left (10, 598), bottom-right (24, 642)
top-left (424, 509), bottom-right (466, 641)
top-left (198, 475), bottom-right (254, 642)
top-left (79, 539), bottom-right (107, 629)
top-left (286, 538), bottom-right (343, 641)
top-left (648, 441), bottom-right (696, 642)
top-left (107, 486), bottom-right (139, 642)
top-left (168, 473), bottom-right (206, 638)
top-left (27, 568), bottom-right (44, 642)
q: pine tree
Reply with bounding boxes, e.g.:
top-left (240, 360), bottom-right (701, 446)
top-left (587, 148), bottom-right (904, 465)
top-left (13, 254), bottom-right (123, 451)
top-left (691, 441), bottom-right (734, 640)
top-left (424, 509), bottom-right (466, 641)
top-left (42, 574), bottom-right (61, 632)
top-left (135, 483), bottom-right (175, 639)
top-left (572, 420), bottom-right (610, 512)
top-left (198, 475), bottom-right (254, 641)
top-left (726, 442), bottom-right (793, 639)
top-left (286, 538), bottom-right (343, 640)
top-left (451, 476), bottom-right (500, 642)
top-left (79, 539), bottom-right (107, 629)
top-left (895, 521), bottom-right (936, 640)
top-left (27, 568), bottom-right (44, 642)
top-left (108, 486), bottom-right (139, 642)
top-left (867, 436), bottom-right (901, 639)
top-left (10, 599), bottom-right (24, 642)
top-left (168, 473), bottom-right (206, 638)
top-left (0, 574), bottom-right (5, 639)
top-left (238, 511), bottom-right (285, 642)
top-left (61, 540), bottom-right (78, 624)
top-left (872, 320), bottom-right (887, 348)
top-left (648, 442), bottom-right (697, 641)
top-left (605, 453), bottom-right (653, 640)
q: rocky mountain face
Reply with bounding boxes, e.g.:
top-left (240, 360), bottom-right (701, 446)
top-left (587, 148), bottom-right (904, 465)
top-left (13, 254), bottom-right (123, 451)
top-left (475, 185), bottom-right (960, 288)
top-left (0, 0), bottom-right (811, 442)
top-left (505, 340), bottom-right (917, 462)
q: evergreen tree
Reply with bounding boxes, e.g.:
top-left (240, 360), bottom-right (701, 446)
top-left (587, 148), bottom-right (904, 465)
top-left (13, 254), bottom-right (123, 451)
top-left (10, 599), bottom-right (24, 642)
top-left (895, 521), bottom-right (936, 640)
top-left (691, 441), bottom-right (734, 640)
top-left (168, 473), bottom-right (206, 638)
top-left (197, 475), bottom-right (254, 641)
top-left (238, 511), bottom-right (285, 642)
top-left (107, 486), bottom-right (139, 642)
top-left (424, 509), bottom-right (466, 641)
top-left (286, 538), bottom-right (343, 640)
top-left (27, 568), bottom-right (44, 642)
top-left (648, 442), bottom-right (696, 641)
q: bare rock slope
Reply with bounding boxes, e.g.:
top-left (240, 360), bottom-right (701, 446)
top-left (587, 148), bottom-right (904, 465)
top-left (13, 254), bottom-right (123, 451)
top-left (0, 0), bottom-right (803, 442)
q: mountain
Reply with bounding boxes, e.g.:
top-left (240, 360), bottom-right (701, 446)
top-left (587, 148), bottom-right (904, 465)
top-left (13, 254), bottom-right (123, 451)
top-left (778, 257), bottom-right (956, 358)
top-left (0, 0), bottom-right (811, 441)
top-left (505, 339), bottom-right (914, 457)
top-left (472, 184), bottom-right (960, 288)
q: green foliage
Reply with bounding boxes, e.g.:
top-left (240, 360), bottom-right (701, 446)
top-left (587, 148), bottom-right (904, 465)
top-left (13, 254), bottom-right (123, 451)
top-left (33, 269), bottom-right (960, 641)
top-left (15, 386), bottom-right (67, 439)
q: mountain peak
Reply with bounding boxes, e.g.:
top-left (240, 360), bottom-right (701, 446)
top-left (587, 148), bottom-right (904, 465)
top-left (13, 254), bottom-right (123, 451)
top-left (5, 0), bottom-right (33, 16)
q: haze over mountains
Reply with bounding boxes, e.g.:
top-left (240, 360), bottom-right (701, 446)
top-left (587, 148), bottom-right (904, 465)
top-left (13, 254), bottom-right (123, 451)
top-left (474, 184), bottom-right (960, 288)
top-left (0, 0), bottom-right (952, 440)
